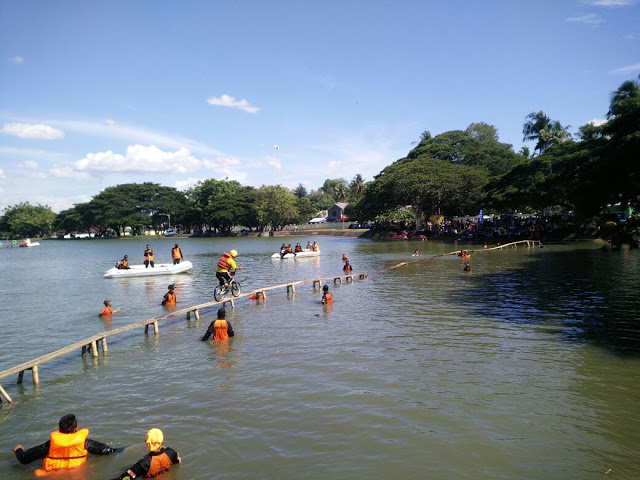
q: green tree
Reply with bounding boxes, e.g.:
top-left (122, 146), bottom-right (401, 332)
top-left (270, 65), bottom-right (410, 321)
top-left (254, 185), bottom-right (299, 231)
top-left (293, 183), bottom-right (308, 198)
top-left (523, 111), bottom-right (571, 155)
top-left (1, 202), bottom-right (57, 237)
top-left (349, 174), bottom-right (366, 200)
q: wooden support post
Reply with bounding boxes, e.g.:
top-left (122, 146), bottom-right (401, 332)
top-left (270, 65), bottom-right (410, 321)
top-left (101, 337), bottom-right (108, 353)
top-left (287, 284), bottom-right (295, 295)
top-left (17, 370), bottom-right (24, 384)
top-left (32, 365), bottom-right (39, 384)
top-left (82, 345), bottom-right (87, 357)
top-left (0, 384), bottom-right (12, 403)
top-left (194, 309), bottom-right (200, 321)
top-left (345, 275), bottom-right (353, 283)
top-left (186, 310), bottom-right (191, 320)
top-left (223, 299), bottom-right (235, 309)
top-left (260, 291), bottom-right (266, 300)
top-left (91, 341), bottom-right (99, 357)
top-left (313, 280), bottom-right (322, 288)
top-left (153, 321), bottom-right (159, 335)
top-left (145, 324), bottom-right (149, 333)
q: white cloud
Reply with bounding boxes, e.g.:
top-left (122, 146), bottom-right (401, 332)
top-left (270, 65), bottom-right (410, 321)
top-left (49, 166), bottom-right (93, 181)
top-left (254, 155), bottom-right (282, 169)
top-left (611, 62), bottom-right (640, 74)
top-left (328, 160), bottom-right (342, 169)
top-left (9, 56), bottom-right (24, 64)
top-left (207, 94), bottom-right (260, 114)
top-left (565, 13), bottom-right (604, 25)
top-left (588, 0), bottom-right (635, 5)
top-left (52, 118), bottom-right (221, 156)
top-left (174, 177), bottom-right (203, 191)
top-left (18, 160), bottom-right (39, 169)
top-left (589, 118), bottom-right (608, 126)
top-left (75, 145), bottom-right (201, 173)
top-left (1, 122), bottom-right (65, 140)
top-left (0, 167), bottom-right (6, 183)
top-left (35, 194), bottom-right (92, 214)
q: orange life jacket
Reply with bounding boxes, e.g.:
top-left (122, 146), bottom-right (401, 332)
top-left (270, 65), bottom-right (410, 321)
top-left (42, 429), bottom-right (89, 471)
top-left (322, 293), bottom-right (333, 305)
top-left (163, 292), bottom-right (176, 305)
top-left (100, 307), bottom-right (113, 316)
top-left (213, 319), bottom-right (229, 340)
top-left (122, 259), bottom-right (129, 267)
top-left (145, 249), bottom-right (154, 261)
top-left (172, 247), bottom-right (181, 259)
top-left (146, 449), bottom-right (173, 478)
top-left (217, 253), bottom-right (232, 270)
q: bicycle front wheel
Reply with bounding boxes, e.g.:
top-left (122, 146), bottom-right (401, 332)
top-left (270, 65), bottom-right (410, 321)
top-left (231, 281), bottom-right (241, 297)
top-left (214, 285), bottom-right (226, 302)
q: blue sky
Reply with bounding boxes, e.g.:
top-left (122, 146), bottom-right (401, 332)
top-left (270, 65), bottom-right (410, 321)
top-left (1, 0), bottom-right (638, 213)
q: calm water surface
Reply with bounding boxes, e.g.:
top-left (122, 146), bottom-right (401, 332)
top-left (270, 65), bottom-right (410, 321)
top-left (0, 236), bottom-right (639, 479)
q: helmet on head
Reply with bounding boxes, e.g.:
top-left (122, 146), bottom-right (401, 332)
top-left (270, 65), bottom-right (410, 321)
top-left (230, 249), bottom-right (238, 257)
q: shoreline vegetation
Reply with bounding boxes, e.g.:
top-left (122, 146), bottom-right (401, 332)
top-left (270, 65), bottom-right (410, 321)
top-left (2, 78), bottom-right (638, 249)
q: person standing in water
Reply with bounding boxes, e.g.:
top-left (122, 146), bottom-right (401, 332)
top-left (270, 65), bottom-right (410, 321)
top-left (144, 244), bottom-right (154, 268)
top-left (201, 308), bottom-right (235, 341)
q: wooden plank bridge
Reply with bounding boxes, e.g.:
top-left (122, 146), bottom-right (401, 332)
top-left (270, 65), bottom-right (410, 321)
top-left (0, 272), bottom-right (368, 404)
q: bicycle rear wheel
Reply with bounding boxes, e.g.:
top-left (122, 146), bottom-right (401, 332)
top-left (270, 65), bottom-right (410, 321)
top-left (214, 285), bottom-right (226, 302)
top-left (231, 281), bottom-right (241, 297)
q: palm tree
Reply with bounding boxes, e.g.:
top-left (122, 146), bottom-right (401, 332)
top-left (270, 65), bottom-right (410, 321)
top-left (349, 174), bottom-right (366, 200)
top-left (523, 111), bottom-right (571, 155)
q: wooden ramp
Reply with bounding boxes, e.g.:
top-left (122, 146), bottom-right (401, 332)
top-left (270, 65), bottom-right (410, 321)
top-left (0, 272), bottom-right (368, 404)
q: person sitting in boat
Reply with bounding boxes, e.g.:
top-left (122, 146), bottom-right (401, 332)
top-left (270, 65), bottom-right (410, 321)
top-left (111, 428), bottom-right (181, 480)
top-left (201, 308), bottom-right (235, 341)
top-left (321, 285), bottom-right (333, 304)
top-left (216, 250), bottom-right (241, 288)
top-left (412, 250), bottom-right (422, 257)
top-left (144, 245), bottom-right (154, 268)
top-left (312, 241), bottom-right (319, 252)
top-left (161, 285), bottom-right (176, 306)
top-left (99, 299), bottom-right (120, 316)
top-left (171, 244), bottom-right (183, 265)
top-left (12, 414), bottom-right (123, 474)
top-left (116, 255), bottom-right (131, 269)
top-left (464, 261), bottom-right (472, 272)
top-left (306, 241), bottom-right (312, 250)
top-left (294, 243), bottom-right (303, 253)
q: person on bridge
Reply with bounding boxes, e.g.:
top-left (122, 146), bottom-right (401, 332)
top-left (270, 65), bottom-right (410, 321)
top-left (12, 414), bottom-right (123, 474)
top-left (216, 249), bottom-right (241, 288)
top-left (171, 243), bottom-right (183, 265)
top-left (100, 299), bottom-right (120, 316)
top-left (161, 285), bottom-right (176, 306)
top-left (144, 244), bottom-right (154, 268)
top-left (110, 428), bottom-right (181, 480)
top-left (321, 285), bottom-right (333, 305)
top-left (201, 308), bottom-right (235, 341)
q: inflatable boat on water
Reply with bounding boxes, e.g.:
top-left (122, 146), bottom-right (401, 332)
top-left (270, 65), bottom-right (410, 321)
top-left (103, 260), bottom-right (193, 278)
top-left (271, 249), bottom-right (320, 259)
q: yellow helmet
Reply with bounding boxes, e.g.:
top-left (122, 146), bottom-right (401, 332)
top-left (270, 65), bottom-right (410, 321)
top-left (230, 249), bottom-right (238, 257)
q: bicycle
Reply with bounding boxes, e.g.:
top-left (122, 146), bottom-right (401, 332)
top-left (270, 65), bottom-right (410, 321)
top-left (214, 271), bottom-right (241, 301)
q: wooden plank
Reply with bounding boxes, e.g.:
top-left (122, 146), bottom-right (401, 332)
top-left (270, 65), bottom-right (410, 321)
top-left (0, 384), bottom-right (12, 403)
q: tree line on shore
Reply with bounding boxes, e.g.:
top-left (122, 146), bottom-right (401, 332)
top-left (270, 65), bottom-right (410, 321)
top-left (1, 78), bottom-right (638, 247)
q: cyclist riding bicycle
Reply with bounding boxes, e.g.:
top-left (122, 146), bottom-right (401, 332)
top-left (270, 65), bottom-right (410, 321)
top-left (216, 249), bottom-right (242, 289)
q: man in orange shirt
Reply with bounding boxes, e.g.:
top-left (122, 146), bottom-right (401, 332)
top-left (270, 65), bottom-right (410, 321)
top-left (201, 308), bottom-right (235, 341)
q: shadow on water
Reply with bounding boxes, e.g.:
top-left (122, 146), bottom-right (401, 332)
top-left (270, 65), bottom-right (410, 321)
top-left (458, 246), bottom-right (640, 356)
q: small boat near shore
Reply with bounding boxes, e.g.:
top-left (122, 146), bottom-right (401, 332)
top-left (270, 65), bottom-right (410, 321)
top-left (103, 260), bottom-right (193, 278)
top-left (271, 249), bottom-right (321, 259)
top-left (20, 238), bottom-right (40, 247)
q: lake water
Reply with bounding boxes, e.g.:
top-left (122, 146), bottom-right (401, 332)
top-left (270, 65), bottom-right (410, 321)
top-left (0, 236), bottom-right (639, 479)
